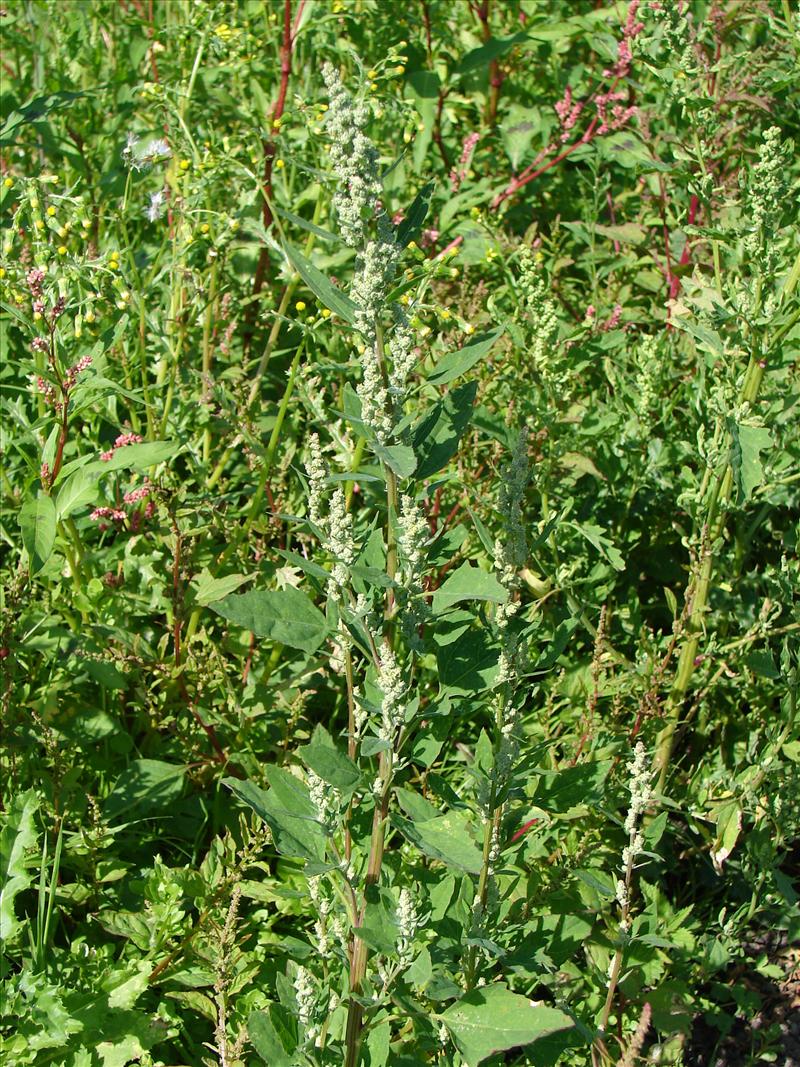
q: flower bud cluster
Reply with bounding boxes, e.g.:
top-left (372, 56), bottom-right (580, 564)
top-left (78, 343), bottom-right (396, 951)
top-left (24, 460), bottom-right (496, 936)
top-left (745, 126), bottom-right (786, 265)
top-left (308, 770), bottom-right (342, 833)
top-left (517, 247), bottom-right (560, 382)
top-left (377, 644), bottom-right (405, 741)
top-left (396, 886), bottom-right (421, 966)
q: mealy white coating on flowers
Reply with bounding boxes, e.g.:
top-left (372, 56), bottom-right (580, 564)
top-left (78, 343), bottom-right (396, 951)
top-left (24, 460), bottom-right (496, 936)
top-left (322, 64), bottom-right (382, 249)
top-left (396, 887), bottom-right (421, 967)
top-left (398, 494), bottom-right (429, 579)
top-left (293, 966), bottom-right (316, 1029)
top-left (377, 644), bottom-right (405, 741)
top-left (633, 334), bottom-right (659, 420)
top-left (518, 247), bottom-right (559, 375)
top-left (326, 487), bottom-right (356, 599)
top-left (308, 770), bottom-right (341, 832)
top-left (357, 341), bottom-right (393, 443)
top-left (308, 876), bottom-right (333, 958)
top-left (624, 741), bottom-right (652, 837)
top-left (305, 432), bottom-right (327, 528)
top-left (745, 126), bottom-right (786, 260)
top-left (388, 308), bottom-right (416, 396)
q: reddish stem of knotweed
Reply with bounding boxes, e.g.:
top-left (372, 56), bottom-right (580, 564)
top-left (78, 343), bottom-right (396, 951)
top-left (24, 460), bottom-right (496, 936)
top-left (250, 0), bottom-right (305, 322)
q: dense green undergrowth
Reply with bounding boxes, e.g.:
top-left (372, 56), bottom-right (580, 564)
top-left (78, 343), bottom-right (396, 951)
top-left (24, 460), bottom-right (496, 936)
top-left (1, 2), bottom-right (798, 1065)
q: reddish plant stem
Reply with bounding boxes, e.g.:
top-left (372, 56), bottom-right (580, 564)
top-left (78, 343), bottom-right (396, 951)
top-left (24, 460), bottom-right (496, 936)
top-left (248, 0), bottom-right (305, 345)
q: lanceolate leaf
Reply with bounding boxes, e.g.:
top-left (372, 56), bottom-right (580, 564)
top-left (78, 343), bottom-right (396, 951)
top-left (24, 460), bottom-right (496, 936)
top-left (413, 380), bottom-right (478, 479)
top-left (428, 328), bottom-right (504, 386)
top-left (19, 491), bottom-right (57, 574)
top-left (282, 240), bottom-right (357, 322)
top-left (440, 985), bottom-right (574, 1066)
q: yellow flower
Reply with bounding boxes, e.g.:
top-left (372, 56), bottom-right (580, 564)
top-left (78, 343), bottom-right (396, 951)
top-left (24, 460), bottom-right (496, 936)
top-left (85, 310), bottom-right (96, 323)
top-left (35, 219), bottom-right (45, 231)
top-left (275, 158), bottom-right (285, 170)
top-left (200, 223), bottom-right (210, 234)
top-left (0, 268), bottom-right (5, 278)
top-left (321, 308), bottom-right (331, 318)
top-left (46, 206), bottom-right (56, 217)
top-left (464, 323), bottom-right (475, 335)
top-left (2, 177), bottom-right (12, 189)
top-left (295, 300), bottom-right (306, 311)
top-left (179, 159), bottom-right (190, 171)
top-left (57, 245), bottom-right (67, 256)
top-left (367, 69), bottom-right (378, 79)
top-left (441, 309), bottom-right (451, 320)
top-left (33, 310), bottom-right (43, 321)
top-left (395, 65), bottom-right (405, 75)
top-left (271, 118), bottom-right (282, 130)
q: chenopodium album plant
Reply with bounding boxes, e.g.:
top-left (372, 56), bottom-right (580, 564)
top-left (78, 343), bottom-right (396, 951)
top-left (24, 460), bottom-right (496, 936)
top-left (222, 66), bottom-right (588, 1067)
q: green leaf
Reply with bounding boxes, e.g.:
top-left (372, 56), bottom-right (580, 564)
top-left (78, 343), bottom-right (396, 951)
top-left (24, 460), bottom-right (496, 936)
top-left (572, 522), bottom-right (625, 571)
top-left (393, 810), bottom-right (483, 873)
top-left (428, 328), bottom-right (504, 386)
top-left (298, 725), bottom-right (361, 795)
top-left (190, 568), bottom-right (256, 606)
top-left (0, 789), bottom-right (40, 943)
top-left (224, 771), bottom-right (326, 862)
top-left (413, 381), bottom-right (477, 479)
top-left (249, 1006), bottom-right (298, 1067)
top-left (730, 421), bottom-right (772, 502)
top-left (209, 586), bottom-right (328, 652)
top-left (457, 33), bottom-right (529, 75)
top-left (435, 623), bottom-right (499, 694)
top-left (19, 491), bottom-right (57, 574)
top-left (94, 439), bottom-right (179, 473)
top-left (594, 222), bottom-right (646, 244)
top-left (55, 468), bottom-right (100, 520)
top-left (103, 760), bottom-right (185, 823)
top-left (283, 240), bottom-right (356, 322)
top-left (397, 182), bottom-right (435, 247)
top-left (432, 562), bottom-right (508, 614)
top-left (373, 441), bottom-right (417, 479)
top-left (440, 984), bottom-right (574, 1066)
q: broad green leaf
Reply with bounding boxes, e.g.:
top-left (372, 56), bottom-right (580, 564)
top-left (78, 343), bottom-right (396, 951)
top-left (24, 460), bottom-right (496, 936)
top-left (730, 421), bottom-right (771, 502)
top-left (190, 568), bottom-right (255, 606)
top-left (94, 440), bottom-right (179, 473)
top-left (457, 32), bottom-right (528, 75)
top-left (103, 760), bottom-right (185, 822)
top-left (440, 984), bottom-right (574, 1066)
top-left (298, 725), bottom-right (361, 795)
top-left (283, 240), bottom-right (356, 322)
top-left (428, 328), bottom-right (504, 386)
top-left (55, 467), bottom-right (100, 520)
top-left (249, 1006), bottom-right (298, 1067)
top-left (432, 562), bottom-right (508, 613)
top-left (224, 771), bottom-right (326, 862)
top-left (0, 89), bottom-right (91, 144)
top-left (209, 586), bottom-right (328, 652)
top-left (373, 441), bottom-right (417, 479)
top-left (0, 789), bottom-right (40, 943)
top-left (435, 623), bottom-right (499, 694)
top-left (19, 491), bottom-right (57, 574)
top-left (711, 800), bottom-right (742, 874)
top-left (413, 380), bottom-right (477, 479)
top-left (393, 810), bottom-right (483, 873)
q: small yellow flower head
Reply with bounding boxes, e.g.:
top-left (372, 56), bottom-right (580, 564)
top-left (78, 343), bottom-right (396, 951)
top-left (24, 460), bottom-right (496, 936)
top-left (81, 217), bottom-right (91, 229)
top-left (57, 245), bottom-right (68, 256)
top-left (400, 293), bottom-right (410, 305)
top-left (35, 220), bottom-right (45, 231)
top-left (295, 300), bottom-right (307, 311)
top-left (109, 259), bottom-right (119, 271)
top-left (403, 131), bottom-right (412, 144)
top-left (200, 223), bottom-right (210, 234)
top-left (318, 103), bottom-right (328, 113)
top-left (369, 82), bottom-right (378, 93)
top-left (229, 219), bottom-right (240, 231)
top-left (58, 226), bottom-right (68, 238)
top-left (85, 310), bottom-right (96, 323)
top-left (271, 118), bottom-right (282, 130)
top-left (2, 177), bottom-right (12, 189)
top-left (395, 65), bottom-right (405, 75)
top-left (464, 323), bottom-right (475, 335)
top-left (33, 310), bottom-right (43, 321)
top-left (367, 70), bottom-right (378, 80)
top-left (179, 159), bottom-right (190, 171)
top-left (275, 158), bottom-right (285, 170)
top-left (46, 206), bottom-right (56, 217)
top-left (449, 267), bottom-right (458, 278)
top-left (321, 308), bottom-right (331, 318)
top-left (0, 268), bottom-right (5, 278)
top-left (485, 248), bottom-right (498, 262)
top-left (441, 309), bottom-right (451, 320)
top-left (312, 126), bottom-right (322, 135)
